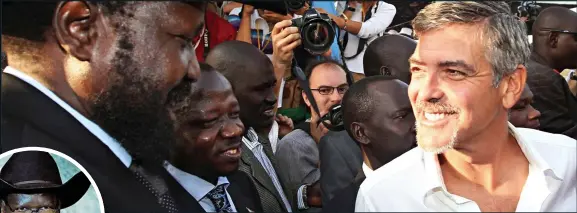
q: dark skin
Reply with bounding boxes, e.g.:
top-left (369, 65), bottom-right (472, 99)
top-left (2, 2), bottom-right (205, 164)
top-left (364, 35), bottom-right (416, 84)
top-left (2, 193), bottom-right (59, 213)
top-left (350, 80), bottom-right (416, 170)
top-left (532, 6), bottom-right (577, 71)
top-left (509, 84), bottom-right (541, 129)
top-left (206, 42), bottom-right (278, 136)
top-left (169, 71), bottom-right (244, 185)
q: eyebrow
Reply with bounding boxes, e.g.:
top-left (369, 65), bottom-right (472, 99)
top-left (438, 60), bottom-right (476, 74)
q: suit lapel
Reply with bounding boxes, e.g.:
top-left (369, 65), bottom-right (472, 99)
top-left (1, 73), bottom-right (165, 212)
top-left (159, 168), bottom-right (205, 212)
top-left (240, 143), bottom-right (287, 211)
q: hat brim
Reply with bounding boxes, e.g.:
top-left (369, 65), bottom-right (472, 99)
top-left (0, 172), bottom-right (91, 209)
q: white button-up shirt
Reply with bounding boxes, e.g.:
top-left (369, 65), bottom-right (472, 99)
top-left (355, 123), bottom-right (576, 212)
top-left (164, 162), bottom-right (237, 212)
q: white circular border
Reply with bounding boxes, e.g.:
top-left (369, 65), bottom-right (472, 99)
top-left (0, 147), bottom-right (105, 213)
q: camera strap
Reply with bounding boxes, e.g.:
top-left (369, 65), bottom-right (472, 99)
top-left (341, 2), bottom-right (379, 60)
top-left (203, 27), bottom-right (210, 60)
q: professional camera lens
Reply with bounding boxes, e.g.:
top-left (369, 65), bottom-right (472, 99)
top-left (291, 8), bottom-right (335, 55)
top-left (303, 21), bottom-right (331, 51)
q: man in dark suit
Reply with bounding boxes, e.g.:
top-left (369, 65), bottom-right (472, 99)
top-left (319, 34), bottom-right (417, 204)
top-left (318, 130), bottom-right (362, 205)
top-left (164, 64), bottom-right (262, 213)
top-left (527, 6), bottom-right (577, 138)
top-left (322, 76), bottom-right (417, 213)
top-left (207, 41), bottom-right (294, 212)
top-left (2, 2), bottom-right (206, 212)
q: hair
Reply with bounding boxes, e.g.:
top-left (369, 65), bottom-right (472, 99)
top-left (412, 1), bottom-right (531, 87)
top-left (304, 58), bottom-right (347, 84)
top-left (342, 75), bottom-right (398, 138)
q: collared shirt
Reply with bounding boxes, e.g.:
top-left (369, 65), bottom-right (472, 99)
top-left (362, 162), bottom-right (373, 178)
top-left (164, 162), bottom-right (237, 212)
top-left (269, 120), bottom-right (280, 153)
top-left (242, 128), bottom-right (293, 212)
top-left (356, 123), bottom-right (576, 212)
top-left (3, 67), bottom-right (132, 167)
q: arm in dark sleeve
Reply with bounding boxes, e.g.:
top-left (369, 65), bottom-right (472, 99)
top-left (319, 133), bottom-right (359, 205)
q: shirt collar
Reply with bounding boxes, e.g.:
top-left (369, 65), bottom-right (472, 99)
top-left (421, 122), bottom-right (562, 201)
top-left (164, 161), bottom-right (230, 201)
top-left (3, 66), bottom-right (132, 167)
top-left (362, 162), bottom-right (374, 177)
top-left (242, 127), bottom-right (260, 150)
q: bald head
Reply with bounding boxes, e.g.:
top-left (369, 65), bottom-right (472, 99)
top-left (342, 75), bottom-right (406, 137)
top-left (363, 34), bottom-right (416, 84)
top-left (532, 6), bottom-right (577, 36)
top-left (206, 40), bottom-right (274, 87)
top-left (531, 6), bottom-right (577, 70)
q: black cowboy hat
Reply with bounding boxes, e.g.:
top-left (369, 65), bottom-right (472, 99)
top-left (0, 151), bottom-right (91, 209)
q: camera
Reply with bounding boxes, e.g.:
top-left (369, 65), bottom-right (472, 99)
top-left (291, 8), bottom-right (335, 55)
top-left (320, 103), bottom-right (344, 131)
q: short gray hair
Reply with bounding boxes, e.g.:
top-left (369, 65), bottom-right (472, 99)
top-left (412, 1), bottom-right (530, 87)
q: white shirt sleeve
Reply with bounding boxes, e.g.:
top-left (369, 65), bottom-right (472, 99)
top-left (357, 2), bottom-right (396, 39)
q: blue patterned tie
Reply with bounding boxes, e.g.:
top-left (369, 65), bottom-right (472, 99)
top-left (207, 184), bottom-right (233, 213)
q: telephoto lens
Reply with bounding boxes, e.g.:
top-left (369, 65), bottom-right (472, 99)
top-left (291, 8), bottom-right (335, 55)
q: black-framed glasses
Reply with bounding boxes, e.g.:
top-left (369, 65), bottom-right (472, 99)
top-left (540, 29), bottom-right (577, 41)
top-left (311, 85), bottom-right (349, 95)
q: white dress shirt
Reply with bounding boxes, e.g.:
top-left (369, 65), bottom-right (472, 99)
top-left (336, 1), bottom-right (396, 74)
top-left (3, 66), bottom-right (132, 167)
top-left (362, 162), bottom-right (373, 177)
top-left (356, 123), bottom-right (576, 212)
top-left (164, 162), bottom-right (237, 212)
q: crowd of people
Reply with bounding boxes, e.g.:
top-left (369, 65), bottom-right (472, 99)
top-left (1, 1), bottom-right (576, 213)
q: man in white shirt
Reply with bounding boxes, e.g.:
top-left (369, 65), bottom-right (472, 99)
top-left (165, 64), bottom-right (261, 213)
top-left (320, 1), bottom-right (396, 81)
top-left (355, 2), bottom-right (576, 212)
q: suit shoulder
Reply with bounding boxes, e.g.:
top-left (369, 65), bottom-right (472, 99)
top-left (360, 147), bottom-right (425, 193)
top-left (278, 129), bottom-right (314, 148)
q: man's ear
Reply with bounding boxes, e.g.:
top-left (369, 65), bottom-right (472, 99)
top-left (53, 1), bottom-right (100, 61)
top-left (302, 91), bottom-right (311, 108)
top-left (351, 122), bottom-right (370, 145)
top-left (547, 31), bottom-right (559, 48)
top-left (501, 64), bottom-right (527, 109)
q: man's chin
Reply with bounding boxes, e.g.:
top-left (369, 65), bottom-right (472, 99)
top-left (416, 126), bottom-right (459, 154)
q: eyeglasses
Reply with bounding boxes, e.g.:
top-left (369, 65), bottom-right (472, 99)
top-left (311, 85), bottom-right (349, 95)
top-left (540, 29), bottom-right (577, 41)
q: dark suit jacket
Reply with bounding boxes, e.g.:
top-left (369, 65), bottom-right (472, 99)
top-left (162, 170), bottom-right (262, 213)
top-left (238, 133), bottom-right (295, 212)
top-left (321, 170), bottom-right (366, 213)
top-left (318, 130), bottom-right (363, 205)
top-left (526, 54), bottom-right (577, 139)
top-left (1, 73), bottom-right (167, 212)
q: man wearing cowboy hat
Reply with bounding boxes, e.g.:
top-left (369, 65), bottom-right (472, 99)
top-left (0, 151), bottom-right (91, 213)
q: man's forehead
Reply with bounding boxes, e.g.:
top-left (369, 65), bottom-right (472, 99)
top-left (411, 26), bottom-right (485, 68)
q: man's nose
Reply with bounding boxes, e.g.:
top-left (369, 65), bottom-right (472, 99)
top-left (417, 72), bottom-right (444, 103)
top-left (527, 105), bottom-right (541, 120)
top-left (330, 90), bottom-right (343, 103)
top-left (221, 120), bottom-right (245, 138)
top-left (186, 59), bottom-right (201, 82)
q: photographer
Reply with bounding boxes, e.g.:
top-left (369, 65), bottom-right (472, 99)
top-left (318, 1), bottom-right (396, 82)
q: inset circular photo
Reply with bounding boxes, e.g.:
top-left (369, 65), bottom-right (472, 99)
top-left (0, 147), bottom-right (104, 213)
